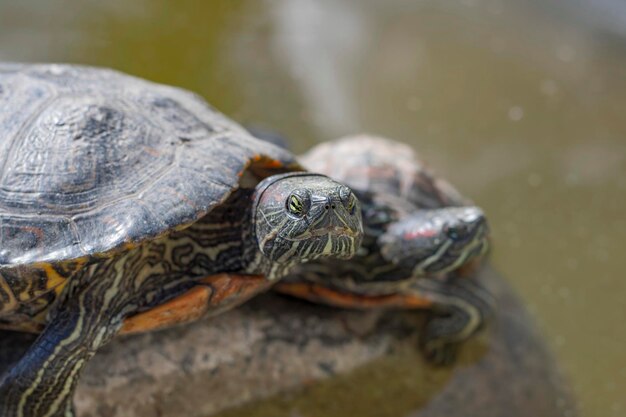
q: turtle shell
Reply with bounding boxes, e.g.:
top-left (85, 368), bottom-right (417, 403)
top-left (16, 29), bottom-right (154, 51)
top-left (299, 135), bottom-right (467, 210)
top-left (0, 63), bottom-right (300, 267)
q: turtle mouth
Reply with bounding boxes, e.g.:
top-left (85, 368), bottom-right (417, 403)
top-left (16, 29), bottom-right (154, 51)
top-left (269, 225), bottom-right (362, 264)
top-left (276, 226), bottom-right (360, 243)
top-left (298, 226), bottom-right (361, 240)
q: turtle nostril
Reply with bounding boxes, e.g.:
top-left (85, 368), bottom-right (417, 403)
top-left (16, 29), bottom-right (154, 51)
top-left (331, 204), bottom-right (336, 209)
top-left (325, 204), bottom-right (330, 210)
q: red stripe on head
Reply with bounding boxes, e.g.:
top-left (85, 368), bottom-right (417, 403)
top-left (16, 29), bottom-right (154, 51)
top-left (403, 228), bottom-right (438, 240)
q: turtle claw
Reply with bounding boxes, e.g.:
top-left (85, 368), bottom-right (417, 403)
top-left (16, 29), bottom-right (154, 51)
top-left (418, 311), bottom-right (467, 366)
top-left (420, 338), bottom-right (459, 367)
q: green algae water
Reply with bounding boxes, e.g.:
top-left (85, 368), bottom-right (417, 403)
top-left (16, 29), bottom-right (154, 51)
top-left (1, 1), bottom-right (624, 415)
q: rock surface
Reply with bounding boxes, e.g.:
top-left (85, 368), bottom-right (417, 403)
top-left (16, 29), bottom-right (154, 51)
top-left (0, 266), bottom-right (577, 417)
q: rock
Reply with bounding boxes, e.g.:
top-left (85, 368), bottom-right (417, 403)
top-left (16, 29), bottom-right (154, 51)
top-left (0, 266), bottom-right (577, 417)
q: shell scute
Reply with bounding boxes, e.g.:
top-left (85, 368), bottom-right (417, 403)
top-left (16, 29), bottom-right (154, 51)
top-left (0, 94), bottom-right (176, 215)
top-left (137, 166), bottom-right (232, 232)
top-left (0, 215), bottom-right (79, 265)
top-left (70, 199), bottom-right (161, 256)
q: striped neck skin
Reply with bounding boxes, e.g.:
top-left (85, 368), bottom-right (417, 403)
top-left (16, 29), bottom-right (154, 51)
top-left (242, 248), bottom-right (294, 281)
top-left (233, 190), bottom-right (295, 281)
top-left (184, 185), bottom-right (316, 282)
top-left (171, 187), bottom-right (273, 279)
top-left (240, 213), bottom-right (273, 278)
top-left (240, 202), bottom-right (299, 281)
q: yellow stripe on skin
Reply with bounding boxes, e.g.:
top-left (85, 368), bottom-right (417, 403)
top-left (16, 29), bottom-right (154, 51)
top-left (0, 275), bottom-right (19, 313)
top-left (17, 259), bottom-right (125, 416)
top-left (40, 264), bottom-right (74, 300)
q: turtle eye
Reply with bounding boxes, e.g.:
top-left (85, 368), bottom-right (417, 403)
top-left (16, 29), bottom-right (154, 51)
top-left (444, 224), bottom-right (468, 241)
top-left (287, 193), bottom-right (305, 217)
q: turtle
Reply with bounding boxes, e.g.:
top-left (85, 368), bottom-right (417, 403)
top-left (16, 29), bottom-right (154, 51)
top-left (0, 63), bottom-right (363, 417)
top-left (258, 134), bottom-right (495, 365)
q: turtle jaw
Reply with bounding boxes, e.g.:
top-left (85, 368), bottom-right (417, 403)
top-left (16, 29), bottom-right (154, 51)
top-left (259, 212), bottom-right (364, 265)
top-left (293, 225), bottom-right (364, 262)
top-left (308, 225), bottom-right (361, 238)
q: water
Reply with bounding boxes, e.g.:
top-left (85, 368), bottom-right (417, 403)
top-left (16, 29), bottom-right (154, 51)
top-left (1, 0), bottom-right (625, 415)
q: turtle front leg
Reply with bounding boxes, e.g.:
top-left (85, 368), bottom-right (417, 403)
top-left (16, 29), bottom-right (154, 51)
top-left (275, 275), bottom-right (495, 366)
top-left (121, 274), bottom-right (269, 334)
top-left (0, 299), bottom-right (121, 417)
top-left (0, 255), bottom-right (142, 417)
top-left (0, 310), bottom-right (99, 417)
top-left (409, 275), bottom-right (495, 366)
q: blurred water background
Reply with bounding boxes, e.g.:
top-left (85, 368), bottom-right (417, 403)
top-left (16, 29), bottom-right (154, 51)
top-left (0, 0), bottom-right (624, 416)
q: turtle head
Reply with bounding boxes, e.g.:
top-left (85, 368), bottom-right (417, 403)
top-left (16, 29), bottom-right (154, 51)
top-left (380, 207), bottom-right (489, 276)
top-left (253, 172), bottom-right (363, 270)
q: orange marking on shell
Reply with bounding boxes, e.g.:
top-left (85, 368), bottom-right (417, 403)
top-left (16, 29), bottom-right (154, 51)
top-left (262, 159), bottom-right (284, 169)
top-left (161, 187), bottom-right (198, 211)
top-left (238, 154), bottom-right (293, 179)
top-left (21, 226), bottom-right (45, 255)
top-left (22, 226), bottom-right (45, 241)
top-left (123, 242), bottom-right (138, 251)
top-left (275, 283), bottom-right (433, 309)
top-left (142, 146), bottom-right (161, 157)
top-left (245, 154), bottom-right (263, 174)
top-left (237, 157), bottom-right (253, 178)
